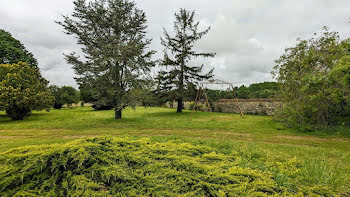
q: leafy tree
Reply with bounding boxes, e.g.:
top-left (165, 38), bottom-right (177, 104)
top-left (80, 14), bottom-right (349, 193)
top-left (60, 86), bottom-right (80, 108)
top-left (0, 29), bottom-right (38, 68)
top-left (49, 85), bottom-right (80, 109)
top-left (0, 62), bottom-right (54, 120)
top-left (273, 27), bottom-right (350, 129)
top-left (57, 0), bottom-right (155, 119)
top-left (159, 9), bottom-right (215, 113)
top-left (49, 85), bottom-right (65, 109)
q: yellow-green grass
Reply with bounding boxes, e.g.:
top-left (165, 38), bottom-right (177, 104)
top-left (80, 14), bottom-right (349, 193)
top-left (0, 107), bottom-right (350, 195)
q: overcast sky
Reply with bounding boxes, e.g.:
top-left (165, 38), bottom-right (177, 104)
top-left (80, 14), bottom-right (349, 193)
top-left (1, 0), bottom-right (350, 88)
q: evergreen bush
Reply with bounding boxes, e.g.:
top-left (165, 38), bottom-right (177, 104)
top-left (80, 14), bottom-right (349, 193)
top-left (0, 137), bottom-right (332, 196)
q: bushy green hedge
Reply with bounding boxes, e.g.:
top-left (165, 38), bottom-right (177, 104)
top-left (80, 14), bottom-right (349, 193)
top-left (0, 137), bottom-right (331, 196)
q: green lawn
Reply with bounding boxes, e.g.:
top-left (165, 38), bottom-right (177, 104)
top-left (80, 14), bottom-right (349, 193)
top-left (1, 107), bottom-right (350, 195)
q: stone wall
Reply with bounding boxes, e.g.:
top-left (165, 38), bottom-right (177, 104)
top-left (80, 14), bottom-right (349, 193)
top-left (165, 99), bottom-right (281, 116)
top-left (213, 99), bottom-right (282, 116)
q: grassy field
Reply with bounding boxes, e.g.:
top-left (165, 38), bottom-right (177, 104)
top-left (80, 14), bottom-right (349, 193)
top-left (1, 107), bottom-right (350, 195)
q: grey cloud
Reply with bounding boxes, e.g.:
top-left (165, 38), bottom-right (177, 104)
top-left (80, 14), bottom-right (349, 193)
top-left (1, 0), bottom-right (350, 89)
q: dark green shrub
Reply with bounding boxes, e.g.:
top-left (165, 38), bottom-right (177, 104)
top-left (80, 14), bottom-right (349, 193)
top-left (92, 104), bottom-right (113, 110)
top-left (5, 106), bottom-right (31, 120)
top-left (60, 86), bottom-right (80, 108)
top-left (49, 85), bottom-right (79, 109)
top-left (53, 103), bottom-right (63, 109)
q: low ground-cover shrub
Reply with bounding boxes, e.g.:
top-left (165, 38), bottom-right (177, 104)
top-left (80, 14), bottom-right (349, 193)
top-left (0, 137), bottom-right (333, 196)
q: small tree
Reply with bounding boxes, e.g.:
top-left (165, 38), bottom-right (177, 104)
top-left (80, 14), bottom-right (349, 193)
top-left (0, 62), bottom-right (54, 120)
top-left (273, 27), bottom-right (350, 129)
top-left (60, 86), bottom-right (80, 108)
top-left (49, 85), bottom-right (64, 109)
top-left (49, 85), bottom-right (80, 109)
top-left (159, 9), bottom-right (215, 113)
top-left (57, 0), bottom-right (155, 119)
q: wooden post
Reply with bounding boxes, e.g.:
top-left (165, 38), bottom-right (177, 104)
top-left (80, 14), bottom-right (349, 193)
top-left (196, 86), bottom-right (203, 112)
top-left (203, 86), bottom-right (212, 115)
top-left (191, 85), bottom-right (202, 120)
top-left (191, 80), bottom-right (244, 120)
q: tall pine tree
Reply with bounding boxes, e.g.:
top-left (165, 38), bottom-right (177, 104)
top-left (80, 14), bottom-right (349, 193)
top-left (57, 0), bottom-right (155, 119)
top-left (159, 9), bottom-right (215, 113)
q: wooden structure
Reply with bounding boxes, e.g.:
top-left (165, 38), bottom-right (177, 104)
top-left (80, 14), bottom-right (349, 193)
top-left (191, 79), bottom-right (244, 119)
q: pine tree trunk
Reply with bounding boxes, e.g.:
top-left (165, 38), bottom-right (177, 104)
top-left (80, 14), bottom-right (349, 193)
top-left (115, 108), bottom-right (122, 119)
top-left (177, 98), bottom-right (183, 113)
top-left (178, 59), bottom-right (184, 113)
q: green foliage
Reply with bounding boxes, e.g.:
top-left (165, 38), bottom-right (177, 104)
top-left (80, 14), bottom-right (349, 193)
top-left (49, 85), bottom-right (64, 109)
top-left (0, 29), bottom-right (38, 68)
top-left (158, 9), bottom-right (215, 113)
top-left (0, 62), bottom-right (54, 120)
top-left (131, 79), bottom-right (164, 107)
top-left (49, 85), bottom-right (80, 109)
top-left (78, 82), bottom-right (94, 103)
top-left (78, 83), bottom-right (114, 110)
top-left (273, 27), bottom-right (350, 129)
top-left (243, 82), bottom-right (280, 99)
top-left (0, 136), bottom-right (333, 196)
top-left (57, 0), bottom-right (155, 119)
top-left (0, 107), bottom-right (349, 194)
top-left (204, 82), bottom-right (280, 101)
top-left (60, 86), bottom-right (80, 108)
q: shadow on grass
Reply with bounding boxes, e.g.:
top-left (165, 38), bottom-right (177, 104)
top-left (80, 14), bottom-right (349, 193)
top-left (86, 111), bottom-right (195, 126)
top-left (148, 111), bottom-right (198, 118)
top-left (0, 113), bottom-right (50, 124)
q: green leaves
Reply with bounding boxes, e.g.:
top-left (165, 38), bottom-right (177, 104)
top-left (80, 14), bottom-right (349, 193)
top-left (158, 9), bottom-right (215, 112)
top-left (0, 137), bottom-right (331, 196)
top-left (274, 27), bottom-right (350, 128)
top-left (0, 29), bottom-right (38, 68)
top-left (0, 62), bottom-right (54, 120)
top-left (57, 0), bottom-right (155, 118)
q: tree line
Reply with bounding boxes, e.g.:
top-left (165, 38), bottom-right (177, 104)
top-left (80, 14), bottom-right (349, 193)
top-left (1, 0), bottom-right (349, 131)
top-left (0, 25), bottom-right (280, 120)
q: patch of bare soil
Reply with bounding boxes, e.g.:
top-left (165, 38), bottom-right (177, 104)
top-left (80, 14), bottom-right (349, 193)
top-left (0, 136), bottom-right (19, 139)
top-left (0, 129), bottom-right (35, 133)
top-left (276, 135), bottom-right (327, 141)
top-left (139, 128), bottom-right (173, 132)
top-left (138, 134), bottom-right (169, 137)
top-left (214, 132), bottom-right (251, 137)
top-left (276, 135), bottom-right (349, 142)
top-left (0, 129), bottom-right (66, 133)
top-left (62, 135), bottom-right (98, 139)
top-left (257, 140), bottom-right (318, 148)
